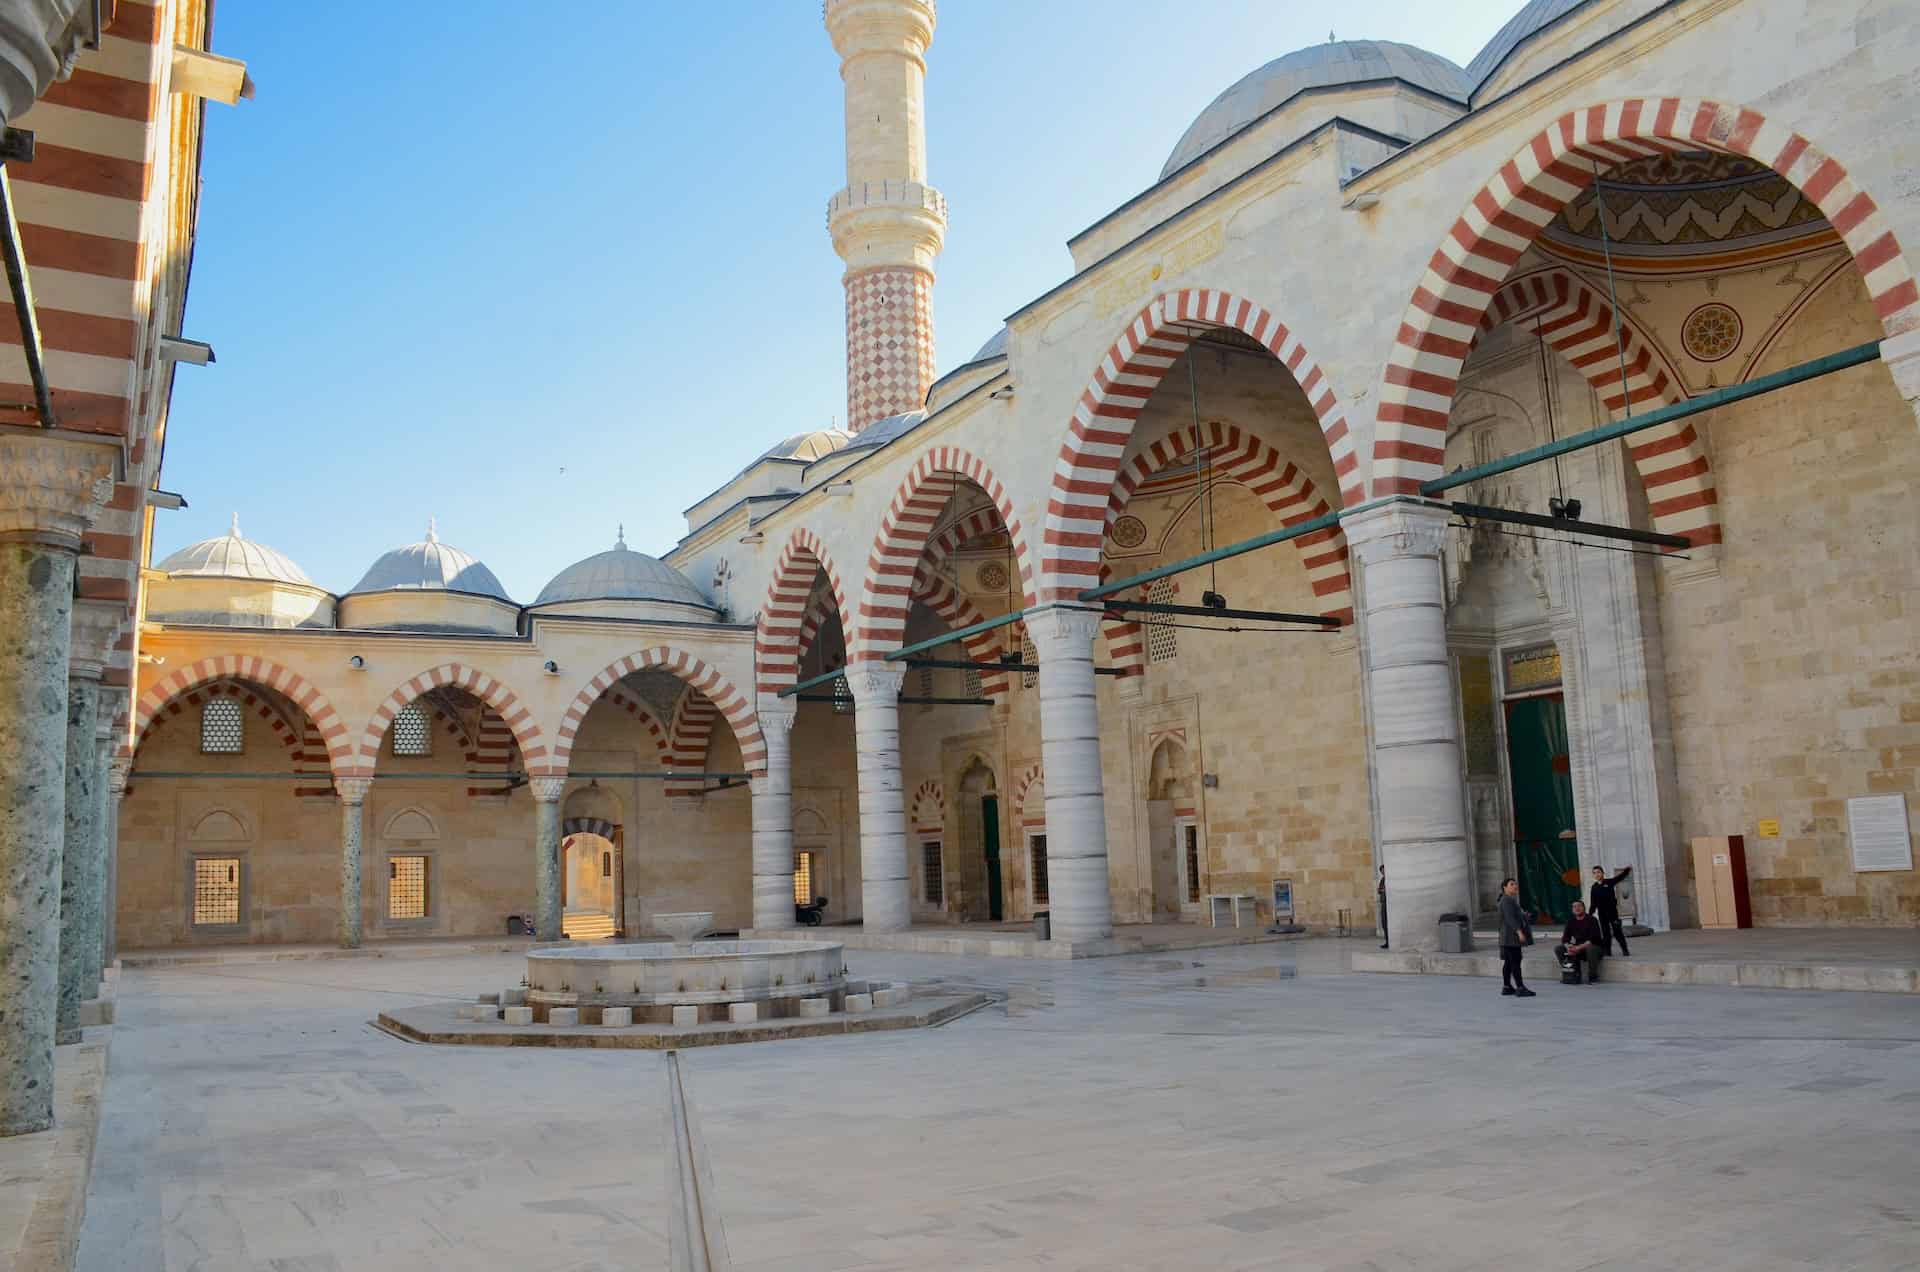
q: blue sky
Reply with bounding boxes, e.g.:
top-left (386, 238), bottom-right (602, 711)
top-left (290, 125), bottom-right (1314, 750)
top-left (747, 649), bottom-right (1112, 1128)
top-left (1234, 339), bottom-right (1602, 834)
top-left (157, 1), bottom-right (1522, 600)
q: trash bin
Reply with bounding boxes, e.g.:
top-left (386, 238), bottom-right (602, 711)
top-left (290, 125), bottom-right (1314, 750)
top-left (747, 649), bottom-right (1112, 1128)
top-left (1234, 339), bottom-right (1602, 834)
top-left (1438, 912), bottom-right (1472, 953)
top-left (1033, 911), bottom-right (1051, 941)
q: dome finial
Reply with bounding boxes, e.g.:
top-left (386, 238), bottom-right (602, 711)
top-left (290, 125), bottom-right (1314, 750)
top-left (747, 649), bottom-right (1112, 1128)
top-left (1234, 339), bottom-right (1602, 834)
top-left (615, 523), bottom-right (626, 550)
top-left (425, 516), bottom-right (438, 545)
top-left (229, 511), bottom-right (242, 538)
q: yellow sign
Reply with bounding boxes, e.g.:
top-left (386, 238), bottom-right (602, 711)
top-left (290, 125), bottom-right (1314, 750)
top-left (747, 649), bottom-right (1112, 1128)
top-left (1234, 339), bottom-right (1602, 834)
top-left (1757, 818), bottom-right (1780, 838)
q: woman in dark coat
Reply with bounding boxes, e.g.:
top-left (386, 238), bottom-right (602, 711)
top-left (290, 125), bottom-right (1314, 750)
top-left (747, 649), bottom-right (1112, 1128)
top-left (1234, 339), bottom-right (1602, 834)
top-left (1497, 877), bottom-right (1535, 998)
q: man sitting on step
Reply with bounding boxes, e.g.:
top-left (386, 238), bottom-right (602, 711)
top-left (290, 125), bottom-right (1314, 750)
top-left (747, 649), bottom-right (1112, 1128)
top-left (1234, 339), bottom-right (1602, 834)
top-left (1555, 900), bottom-right (1606, 985)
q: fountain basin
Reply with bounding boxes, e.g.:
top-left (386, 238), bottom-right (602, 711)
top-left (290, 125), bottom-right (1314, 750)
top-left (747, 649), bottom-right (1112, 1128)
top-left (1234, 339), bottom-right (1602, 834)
top-left (525, 939), bottom-right (847, 1023)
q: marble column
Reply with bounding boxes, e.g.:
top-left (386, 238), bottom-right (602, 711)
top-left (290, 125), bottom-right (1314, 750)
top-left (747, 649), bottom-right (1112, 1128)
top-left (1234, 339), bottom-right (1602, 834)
top-left (1883, 327), bottom-right (1920, 429)
top-left (849, 663), bottom-right (909, 932)
top-left (1029, 605), bottom-right (1113, 941)
top-left (103, 756), bottom-right (128, 970)
top-left (54, 671), bottom-right (99, 1046)
top-left (530, 777), bottom-right (565, 941)
top-left (85, 707), bottom-right (120, 989)
top-left (750, 702), bottom-right (797, 931)
top-left (1346, 501), bottom-right (1472, 952)
top-left (0, 434), bottom-right (113, 1137)
top-left (336, 777), bottom-right (372, 948)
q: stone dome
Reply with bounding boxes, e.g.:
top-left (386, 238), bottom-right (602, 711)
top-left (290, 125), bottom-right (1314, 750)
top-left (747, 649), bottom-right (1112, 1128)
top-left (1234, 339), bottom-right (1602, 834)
top-left (534, 528), bottom-right (712, 609)
top-left (156, 514), bottom-right (315, 586)
top-left (1465, 0), bottom-right (1589, 90)
top-left (760, 428), bottom-right (853, 463)
top-left (346, 520), bottom-right (511, 600)
top-left (1161, 39), bottom-right (1471, 177)
top-left (969, 326), bottom-right (1008, 363)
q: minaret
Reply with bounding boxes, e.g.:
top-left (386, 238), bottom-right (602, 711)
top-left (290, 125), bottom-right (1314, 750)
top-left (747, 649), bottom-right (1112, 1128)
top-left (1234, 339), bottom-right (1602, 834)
top-left (824, 0), bottom-right (947, 434)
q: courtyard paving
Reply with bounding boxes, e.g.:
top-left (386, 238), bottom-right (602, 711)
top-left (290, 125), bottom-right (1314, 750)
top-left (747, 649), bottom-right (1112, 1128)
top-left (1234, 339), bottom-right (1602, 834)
top-left (75, 938), bottom-right (1920, 1270)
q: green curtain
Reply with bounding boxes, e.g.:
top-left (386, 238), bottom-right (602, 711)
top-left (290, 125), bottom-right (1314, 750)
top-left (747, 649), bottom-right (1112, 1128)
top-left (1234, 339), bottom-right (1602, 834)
top-left (1505, 695), bottom-right (1581, 923)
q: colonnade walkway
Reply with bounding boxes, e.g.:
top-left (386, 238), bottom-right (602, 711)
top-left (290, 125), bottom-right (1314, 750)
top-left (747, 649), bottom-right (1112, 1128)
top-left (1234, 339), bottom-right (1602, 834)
top-left (61, 935), bottom-right (1920, 1269)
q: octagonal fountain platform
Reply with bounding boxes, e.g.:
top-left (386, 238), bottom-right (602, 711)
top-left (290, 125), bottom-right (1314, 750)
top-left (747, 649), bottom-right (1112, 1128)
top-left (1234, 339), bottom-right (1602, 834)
top-left (523, 911), bottom-right (847, 1024)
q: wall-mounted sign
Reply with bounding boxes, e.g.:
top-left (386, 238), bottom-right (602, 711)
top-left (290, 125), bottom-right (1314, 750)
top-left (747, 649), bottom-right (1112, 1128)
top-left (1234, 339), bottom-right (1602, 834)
top-left (1848, 795), bottom-right (1913, 872)
top-left (1756, 818), bottom-right (1780, 838)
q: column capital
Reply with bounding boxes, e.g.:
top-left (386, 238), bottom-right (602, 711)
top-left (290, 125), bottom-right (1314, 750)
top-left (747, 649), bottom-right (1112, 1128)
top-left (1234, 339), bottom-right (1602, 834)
top-left (107, 754), bottom-right (131, 796)
top-left (93, 684), bottom-right (128, 744)
top-left (755, 698), bottom-right (798, 736)
top-left (527, 775), bottom-right (566, 803)
top-left (1025, 603), bottom-right (1104, 650)
top-left (824, 0), bottom-right (936, 62)
top-left (1339, 499), bottom-right (1452, 563)
top-left (846, 661), bottom-right (907, 704)
top-left (0, 434), bottom-right (116, 550)
top-left (336, 776), bottom-right (374, 805)
top-left (68, 598), bottom-right (125, 680)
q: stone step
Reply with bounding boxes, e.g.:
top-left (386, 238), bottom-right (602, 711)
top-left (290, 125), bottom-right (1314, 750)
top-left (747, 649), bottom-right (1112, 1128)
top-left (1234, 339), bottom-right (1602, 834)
top-left (561, 912), bottom-right (616, 940)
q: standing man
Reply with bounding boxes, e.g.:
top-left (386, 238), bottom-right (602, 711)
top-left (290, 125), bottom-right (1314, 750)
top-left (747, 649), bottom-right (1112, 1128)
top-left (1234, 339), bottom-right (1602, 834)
top-left (1555, 900), bottom-right (1605, 984)
top-left (1377, 865), bottom-right (1388, 950)
top-left (1498, 877), bottom-right (1535, 998)
top-left (1590, 864), bottom-right (1633, 956)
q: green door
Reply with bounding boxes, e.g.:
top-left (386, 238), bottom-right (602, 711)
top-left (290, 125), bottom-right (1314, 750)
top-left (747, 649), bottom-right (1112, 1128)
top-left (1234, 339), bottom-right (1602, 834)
top-left (1505, 693), bottom-right (1581, 924)
top-left (982, 795), bottom-right (1003, 922)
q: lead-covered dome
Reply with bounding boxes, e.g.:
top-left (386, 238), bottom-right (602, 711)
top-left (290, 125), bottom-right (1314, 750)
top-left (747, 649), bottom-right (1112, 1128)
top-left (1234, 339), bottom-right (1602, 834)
top-left (156, 514), bottom-right (313, 586)
top-left (1162, 40), bottom-right (1470, 177)
top-left (346, 520), bottom-right (510, 600)
top-left (1465, 0), bottom-right (1588, 90)
top-left (760, 428), bottom-right (852, 463)
top-left (534, 528), bottom-right (712, 611)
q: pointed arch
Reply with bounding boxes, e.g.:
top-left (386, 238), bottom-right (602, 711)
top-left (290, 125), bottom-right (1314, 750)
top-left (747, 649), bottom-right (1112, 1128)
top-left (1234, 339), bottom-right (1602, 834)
top-left (909, 779), bottom-right (946, 834)
top-left (1013, 761), bottom-right (1046, 829)
top-left (359, 664), bottom-right (547, 779)
top-left (664, 689), bottom-right (722, 797)
top-left (556, 646), bottom-right (765, 776)
top-left (908, 568), bottom-right (1011, 698)
top-left (856, 446), bottom-right (1037, 661)
top-left (1372, 97), bottom-right (1920, 498)
top-left (756, 527), bottom-right (854, 696)
top-left (130, 655), bottom-right (353, 776)
top-left (562, 816), bottom-right (617, 840)
top-left (1475, 265), bottom-right (1718, 544)
top-left (1040, 288), bottom-right (1361, 604)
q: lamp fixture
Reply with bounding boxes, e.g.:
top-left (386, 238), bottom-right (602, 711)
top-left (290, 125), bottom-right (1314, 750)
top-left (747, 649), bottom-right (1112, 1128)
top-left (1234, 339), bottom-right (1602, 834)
top-left (158, 335), bottom-right (215, 365)
top-left (1548, 496), bottom-right (1583, 521)
top-left (738, 530), bottom-right (765, 545)
top-left (1341, 191), bottom-right (1380, 212)
top-left (987, 384), bottom-right (1015, 400)
top-left (347, 655), bottom-right (365, 670)
top-left (543, 660), bottom-right (559, 675)
top-left (824, 481), bottom-right (854, 496)
top-left (138, 652), bottom-right (164, 666)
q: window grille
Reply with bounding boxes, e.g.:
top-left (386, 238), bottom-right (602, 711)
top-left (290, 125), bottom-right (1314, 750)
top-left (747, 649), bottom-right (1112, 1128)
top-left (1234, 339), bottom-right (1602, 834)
top-left (963, 665), bottom-right (984, 698)
top-left (921, 841), bottom-right (943, 905)
top-left (793, 850), bottom-right (816, 904)
top-left (1184, 824), bottom-right (1202, 903)
top-left (601, 850), bottom-right (613, 878)
top-left (918, 667), bottom-right (934, 711)
top-left (1029, 834), bottom-right (1049, 906)
top-left (200, 698), bottom-right (243, 753)
top-left (1021, 635), bottom-right (1039, 689)
top-left (391, 703), bottom-right (432, 756)
top-left (1146, 578), bottom-right (1179, 663)
top-left (388, 855), bottom-right (428, 920)
top-left (193, 857), bottom-right (241, 926)
top-left (832, 675), bottom-right (853, 715)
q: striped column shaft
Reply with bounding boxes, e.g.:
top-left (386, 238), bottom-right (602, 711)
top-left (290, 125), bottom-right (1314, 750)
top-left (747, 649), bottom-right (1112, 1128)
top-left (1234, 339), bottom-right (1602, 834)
top-left (750, 704), bottom-right (796, 930)
top-left (850, 665), bottom-right (910, 932)
top-left (1030, 605), bottom-right (1112, 941)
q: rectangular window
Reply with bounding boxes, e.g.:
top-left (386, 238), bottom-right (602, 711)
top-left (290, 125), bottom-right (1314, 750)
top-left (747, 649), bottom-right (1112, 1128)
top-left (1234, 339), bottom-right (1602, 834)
top-left (1029, 834), bottom-right (1049, 906)
top-left (832, 676), bottom-right (853, 715)
top-left (391, 702), bottom-right (432, 756)
top-left (793, 850), bottom-right (816, 904)
top-left (963, 665), bottom-right (984, 698)
top-left (1021, 635), bottom-right (1039, 689)
top-left (200, 698), bottom-right (243, 753)
top-left (388, 855), bottom-right (428, 920)
top-left (192, 856), bottom-right (241, 926)
top-left (1184, 824), bottom-right (1202, 904)
top-left (921, 840), bottom-right (943, 905)
top-left (1146, 578), bottom-right (1179, 663)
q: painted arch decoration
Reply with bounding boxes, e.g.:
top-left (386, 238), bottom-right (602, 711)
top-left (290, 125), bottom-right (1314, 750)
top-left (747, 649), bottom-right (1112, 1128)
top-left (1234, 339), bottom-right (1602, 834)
top-left (358, 663), bottom-right (548, 780)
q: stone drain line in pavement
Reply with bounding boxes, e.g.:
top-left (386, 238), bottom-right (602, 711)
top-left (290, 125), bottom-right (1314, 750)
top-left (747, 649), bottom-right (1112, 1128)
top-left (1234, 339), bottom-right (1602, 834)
top-left (668, 1050), bottom-right (732, 1271)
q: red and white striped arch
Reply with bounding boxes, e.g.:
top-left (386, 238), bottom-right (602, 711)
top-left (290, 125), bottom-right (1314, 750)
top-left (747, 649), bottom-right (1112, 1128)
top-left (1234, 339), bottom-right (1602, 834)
top-left (922, 508), bottom-right (1006, 577)
top-left (359, 664), bottom-right (548, 779)
top-left (556, 646), bottom-right (766, 777)
top-left (1095, 420), bottom-right (1354, 676)
top-left (1372, 98), bottom-right (1920, 497)
top-left (856, 447), bottom-right (1035, 661)
top-left (1013, 762), bottom-right (1046, 829)
top-left (1041, 289), bottom-right (1361, 605)
top-left (910, 780), bottom-right (946, 834)
top-left (756, 528), bottom-right (853, 696)
top-left (909, 567), bottom-right (1011, 699)
top-left (130, 655), bottom-right (354, 775)
top-left (1476, 266), bottom-right (1718, 545)
top-left (664, 690), bottom-right (722, 797)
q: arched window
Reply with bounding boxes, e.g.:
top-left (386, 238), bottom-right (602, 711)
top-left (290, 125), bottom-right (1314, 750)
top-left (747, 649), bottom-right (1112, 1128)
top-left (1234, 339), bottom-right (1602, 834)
top-left (391, 702), bottom-right (432, 756)
top-left (200, 698), bottom-right (243, 753)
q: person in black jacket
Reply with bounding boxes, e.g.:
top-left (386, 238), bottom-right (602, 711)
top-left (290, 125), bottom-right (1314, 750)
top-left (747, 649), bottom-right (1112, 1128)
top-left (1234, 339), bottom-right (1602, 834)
top-left (1589, 865), bottom-right (1633, 956)
top-left (1497, 877), bottom-right (1535, 998)
top-left (1377, 865), bottom-right (1388, 950)
top-left (1556, 900), bottom-right (1606, 984)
